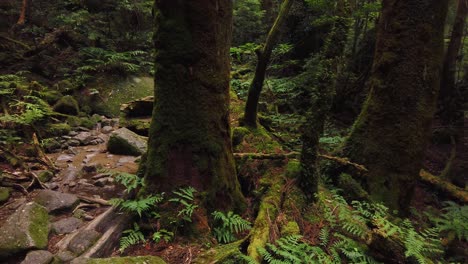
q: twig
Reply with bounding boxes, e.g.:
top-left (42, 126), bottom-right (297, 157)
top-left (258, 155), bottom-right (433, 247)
top-left (77, 195), bottom-right (110, 206)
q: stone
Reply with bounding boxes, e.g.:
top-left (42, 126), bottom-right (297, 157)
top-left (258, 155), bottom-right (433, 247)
top-left (107, 128), bottom-right (147, 156)
top-left (43, 138), bottom-right (62, 153)
top-left (45, 182), bottom-right (59, 190)
top-left (53, 95), bottom-right (79, 115)
top-left (67, 139), bottom-right (81, 147)
top-left (0, 187), bottom-right (11, 203)
top-left (74, 132), bottom-right (92, 145)
top-left (38, 170), bottom-right (54, 182)
top-left (71, 256), bottom-right (167, 264)
top-left (69, 131), bottom-right (79, 136)
top-left (68, 229), bottom-right (102, 255)
top-left (34, 190), bottom-right (79, 213)
top-left (93, 177), bottom-right (113, 187)
top-left (52, 217), bottom-right (83, 234)
top-left (120, 96), bottom-right (154, 117)
top-left (56, 154), bottom-right (74, 162)
top-left (0, 202), bottom-right (50, 256)
top-left (21, 250), bottom-right (53, 264)
top-left (101, 126), bottom-right (113, 134)
top-left (54, 250), bottom-right (76, 263)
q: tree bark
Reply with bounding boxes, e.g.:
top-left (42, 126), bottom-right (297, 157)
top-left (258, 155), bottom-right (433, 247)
top-left (142, 0), bottom-right (245, 211)
top-left (300, 0), bottom-right (351, 200)
top-left (341, 0), bottom-right (448, 213)
top-left (439, 0), bottom-right (467, 127)
top-left (243, 0), bottom-right (294, 128)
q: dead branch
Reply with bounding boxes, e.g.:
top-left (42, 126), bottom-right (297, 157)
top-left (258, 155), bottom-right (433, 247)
top-left (77, 195), bottom-right (110, 206)
top-left (419, 169), bottom-right (468, 203)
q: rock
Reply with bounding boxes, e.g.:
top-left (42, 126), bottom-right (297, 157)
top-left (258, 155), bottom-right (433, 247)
top-left (6, 198), bottom-right (26, 210)
top-left (107, 128), bottom-right (147, 156)
top-left (42, 138), bottom-right (62, 153)
top-left (38, 170), bottom-right (54, 182)
top-left (120, 96), bottom-right (154, 117)
top-left (69, 131), bottom-right (79, 136)
top-left (120, 118), bottom-right (151, 136)
top-left (93, 177), bottom-right (113, 187)
top-left (21, 250), bottom-right (54, 264)
top-left (53, 95), bottom-right (79, 115)
top-left (0, 187), bottom-right (11, 203)
top-left (82, 164), bottom-right (98, 174)
top-left (46, 123), bottom-right (72, 137)
top-left (52, 217), bottom-right (83, 234)
top-left (68, 229), bottom-right (101, 255)
top-left (0, 202), bottom-right (50, 256)
top-left (67, 139), bottom-right (81, 147)
top-left (71, 256), bottom-right (167, 264)
top-left (54, 250), bottom-right (76, 263)
top-left (34, 190), bottom-right (79, 213)
top-left (74, 132), bottom-right (92, 145)
top-left (101, 126), bottom-right (113, 134)
top-left (56, 154), bottom-right (74, 162)
top-left (45, 182), bottom-right (59, 190)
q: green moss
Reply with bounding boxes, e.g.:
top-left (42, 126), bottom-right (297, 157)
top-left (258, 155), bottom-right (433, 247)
top-left (66, 116), bottom-right (81, 127)
top-left (281, 221), bottom-right (300, 237)
top-left (53, 95), bottom-right (79, 115)
top-left (194, 240), bottom-right (245, 264)
top-left (80, 256), bottom-right (166, 264)
top-left (80, 118), bottom-right (97, 129)
top-left (285, 160), bottom-right (301, 179)
top-left (46, 123), bottom-right (71, 136)
top-left (232, 126), bottom-right (250, 147)
top-left (28, 203), bottom-right (50, 249)
top-left (0, 187), bottom-right (11, 203)
top-left (38, 170), bottom-right (54, 183)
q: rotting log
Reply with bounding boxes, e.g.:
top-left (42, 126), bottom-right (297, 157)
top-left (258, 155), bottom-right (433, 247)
top-left (419, 169), bottom-right (468, 203)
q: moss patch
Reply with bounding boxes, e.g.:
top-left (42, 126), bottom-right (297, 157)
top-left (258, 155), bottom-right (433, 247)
top-left (53, 95), bottom-right (79, 115)
top-left (78, 256), bottom-right (167, 264)
top-left (0, 187), bottom-right (11, 203)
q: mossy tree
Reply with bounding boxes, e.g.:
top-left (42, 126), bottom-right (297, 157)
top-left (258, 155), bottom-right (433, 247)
top-left (243, 0), bottom-right (294, 127)
top-left (300, 0), bottom-right (351, 200)
top-left (341, 0), bottom-right (448, 213)
top-left (141, 0), bottom-right (245, 211)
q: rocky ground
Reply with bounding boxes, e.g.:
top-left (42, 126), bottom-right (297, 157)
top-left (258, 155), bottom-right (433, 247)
top-left (0, 115), bottom-right (166, 264)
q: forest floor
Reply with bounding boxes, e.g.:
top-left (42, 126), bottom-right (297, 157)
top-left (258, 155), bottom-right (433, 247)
top-left (0, 91), bottom-right (466, 263)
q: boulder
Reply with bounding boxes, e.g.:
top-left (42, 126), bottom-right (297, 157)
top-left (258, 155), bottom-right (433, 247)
top-left (21, 250), bottom-right (54, 264)
top-left (34, 190), bottom-right (79, 213)
top-left (52, 217), bottom-right (83, 234)
top-left (0, 202), bottom-right (50, 256)
top-left (120, 96), bottom-right (154, 117)
top-left (107, 128), bottom-right (147, 156)
top-left (53, 95), bottom-right (79, 115)
top-left (71, 256), bottom-right (167, 264)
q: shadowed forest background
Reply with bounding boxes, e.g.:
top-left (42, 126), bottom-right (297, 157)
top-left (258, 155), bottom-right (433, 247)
top-left (0, 0), bottom-right (467, 263)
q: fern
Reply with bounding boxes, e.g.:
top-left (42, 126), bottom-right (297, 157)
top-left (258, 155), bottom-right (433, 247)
top-left (119, 223), bottom-right (146, 252)
top-left (432, 201), bottom-right (468, 241)
top-left (212, 211), bottom-right (251, 244)
top-left (169, 186), bottom-right (198, 222)
top-left (110, 194), bottom-right (163, 217)
top-left (319, 227), bottom-right (329, 247)
top-left (152, 229), bottom-right (174, 243)
top-left (112, 171), bottom-right (144, 193)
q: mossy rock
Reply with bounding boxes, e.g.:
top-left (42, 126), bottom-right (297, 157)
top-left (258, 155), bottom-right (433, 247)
top-left (232, 126), bottom-right (250, 147)
top-left (36, 90), bottom-right (63, 105)
top-left (53, 95), bottom-right (79, 115)
top-left (29, 81), bottom-right (46, 91)
top-left (0, 187), bottom-right (11, 203)
top-left (38, 170), bottom-right (54, 182)
top-left (107, 127), bottom-right (148, 156)
top-left (0, 202), bottom-right (50, 256)
top-left (72, 256), bottom-right (167, 264)
top-left (120, 118), bottom-right (151, 136)
top-left (46, 123), bottom-right (72, 137)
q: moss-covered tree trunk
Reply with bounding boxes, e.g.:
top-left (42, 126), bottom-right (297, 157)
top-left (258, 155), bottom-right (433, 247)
top-left (341, 0), bottom-right (448, 213)
top-left (243, 0), bottom-right (294, 128)
top-left (142, 0), bottom-right (245, 211)
top-left (300, 0), bottom-right (351, 200)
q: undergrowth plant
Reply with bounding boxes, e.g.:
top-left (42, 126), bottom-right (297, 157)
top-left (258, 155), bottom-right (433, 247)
top-left (212, 211), bottom-right (251, 244)
top-left (431, 201), bottom-right (468, 241)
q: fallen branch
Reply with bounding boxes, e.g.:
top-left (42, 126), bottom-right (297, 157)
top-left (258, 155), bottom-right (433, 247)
top-left (233, 152), bottom-right (368, 173)
top-left (32, 133), bottom-right (58, 171)
top-left (26, 171), bottom-right (48, 190)
top-left (419, 169), bottom-right (468, 203)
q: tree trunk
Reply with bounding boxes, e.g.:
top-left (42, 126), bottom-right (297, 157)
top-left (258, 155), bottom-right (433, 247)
top-left (243, 0), bottom-right (294, 128)
top-left (341, 0), bottom-right (448, 213)
top-left (439, 0), bottom-right (467, 127)
top-left (300, 0), bottom-right (351, 200)
top-left (142, 0), bottom-right (245, 211)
